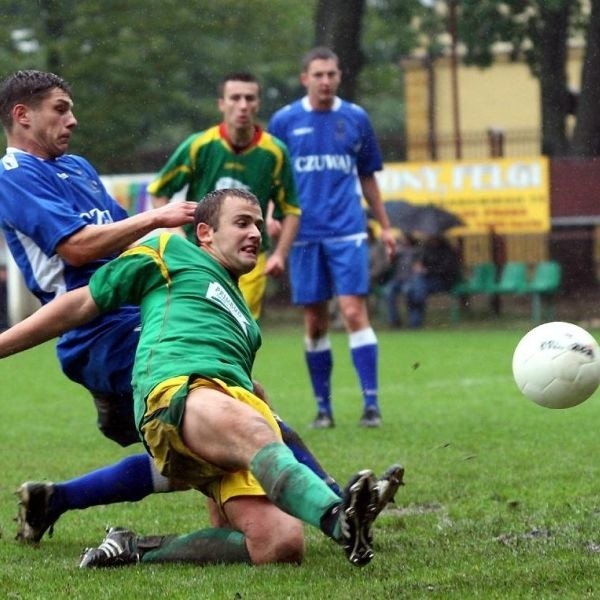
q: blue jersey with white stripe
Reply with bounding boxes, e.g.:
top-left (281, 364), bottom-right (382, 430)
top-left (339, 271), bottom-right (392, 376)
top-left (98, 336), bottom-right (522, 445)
top-left (0, 149), bottom-right (139, 393)
top-left (268, 96), bottom-right (383, 241)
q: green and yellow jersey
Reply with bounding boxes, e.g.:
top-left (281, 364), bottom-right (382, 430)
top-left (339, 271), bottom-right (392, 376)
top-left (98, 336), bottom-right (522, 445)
top-left (88, 233), bottom-right (261, 429)
top-left (147, 124), bottom-right (300, 251)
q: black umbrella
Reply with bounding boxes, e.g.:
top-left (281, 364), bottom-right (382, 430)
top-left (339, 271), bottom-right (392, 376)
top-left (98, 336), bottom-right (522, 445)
top-left (408, 203), bottom-right (464, 235)
top-left (377, 200), bottom-right (464, 235)
top-left (381, 199), bottom-right (420, 231)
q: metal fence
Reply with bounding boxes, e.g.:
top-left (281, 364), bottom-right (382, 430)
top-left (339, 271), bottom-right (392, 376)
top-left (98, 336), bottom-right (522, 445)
top-left (398, 128), bottom-right (541, 162)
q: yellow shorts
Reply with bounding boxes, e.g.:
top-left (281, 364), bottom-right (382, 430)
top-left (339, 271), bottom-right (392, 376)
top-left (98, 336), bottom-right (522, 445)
top-left (140, 376), bottom-right (282, 508)
top-left (238, 251), bottom-right (267, 320)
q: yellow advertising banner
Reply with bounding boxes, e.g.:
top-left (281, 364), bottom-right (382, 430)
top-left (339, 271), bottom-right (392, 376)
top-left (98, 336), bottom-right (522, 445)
top-left (376, 157), bottom-right (550, 235)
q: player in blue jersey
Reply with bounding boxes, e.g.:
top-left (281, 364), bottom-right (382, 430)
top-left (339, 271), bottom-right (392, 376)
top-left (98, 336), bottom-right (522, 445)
top-left (0, 70), bottom-right (340, 544)
top-left (269, 48), bottom-right (396, 429)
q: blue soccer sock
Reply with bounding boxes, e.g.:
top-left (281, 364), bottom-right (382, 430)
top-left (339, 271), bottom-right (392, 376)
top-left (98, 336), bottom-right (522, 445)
top-left (349, 328), bottom-right (379, 411)
top-left (50, 453), bottom-right (164, 515)
top-left (276, 417), bottom-right (341, 496)
top-left (305, 336), bottom-right (333, 415)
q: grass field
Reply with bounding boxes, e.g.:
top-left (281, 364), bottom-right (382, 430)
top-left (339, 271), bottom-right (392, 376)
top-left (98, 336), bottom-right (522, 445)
top-left (2, 322), bottom-right (600, 599)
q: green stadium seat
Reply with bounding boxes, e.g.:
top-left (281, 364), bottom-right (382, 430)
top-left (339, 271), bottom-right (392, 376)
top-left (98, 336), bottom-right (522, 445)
top-left (524, 260), bottom-right (562, 323)
top-left (450, 262), bottom-right (497, 322)
top-left (451, 260), bottom-right (562, 324)
top-left (489, 261), bottom-right (528, 295)
top-left (452, 262), bottom-right (497, 296)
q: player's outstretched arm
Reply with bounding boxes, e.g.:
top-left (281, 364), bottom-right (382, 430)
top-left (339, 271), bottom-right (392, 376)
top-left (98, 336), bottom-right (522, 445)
top-left (0, 287), bottom-right (99, 359)
top-left (57, 201), bottom-right (197, 266)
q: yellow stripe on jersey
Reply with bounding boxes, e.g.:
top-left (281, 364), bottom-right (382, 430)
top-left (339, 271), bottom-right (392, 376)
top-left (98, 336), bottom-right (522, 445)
top-left (119, 232), bottom-right (173, 284)
top-left (256, 132), bottom-right (284, 176)
top-left (189, 126), bottom-right (221, 164)
top-left (146, 165), bottom-right (192, 194)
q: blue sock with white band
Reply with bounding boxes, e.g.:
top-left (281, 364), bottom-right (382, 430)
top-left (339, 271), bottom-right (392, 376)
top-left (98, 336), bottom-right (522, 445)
top-left (305, 335), bottom-right (333, 415)
top-left (349, 327), bottom-right (379, 411)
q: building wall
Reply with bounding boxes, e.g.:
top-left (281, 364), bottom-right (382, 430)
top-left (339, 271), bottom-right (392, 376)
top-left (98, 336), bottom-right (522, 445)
top-left (403, 48), bottom-right (584, 161)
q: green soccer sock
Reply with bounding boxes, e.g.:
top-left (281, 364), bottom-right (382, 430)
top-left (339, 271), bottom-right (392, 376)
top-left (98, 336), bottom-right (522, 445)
top-left (250, 442), bottom-right (341, 536)
top-left (139, 529), bottom-right (251, 565)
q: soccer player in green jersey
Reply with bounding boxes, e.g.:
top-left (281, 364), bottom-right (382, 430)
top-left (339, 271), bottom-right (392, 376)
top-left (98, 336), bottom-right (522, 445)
top-left (147, 72), bottom-right (300, 320)
top-left (0, 188), bottom-right (402, 568)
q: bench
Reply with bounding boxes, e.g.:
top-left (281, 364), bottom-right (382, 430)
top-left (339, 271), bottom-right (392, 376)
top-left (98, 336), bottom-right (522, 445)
top-left (451, 260), bottom-right (562, 323)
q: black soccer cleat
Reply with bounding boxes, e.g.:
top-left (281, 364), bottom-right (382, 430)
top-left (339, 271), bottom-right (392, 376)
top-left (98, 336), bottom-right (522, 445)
top-left (338, 469), bottom-right (378, 567)
top-left (15, 481), bottom-right (61, 543)
top-left (373, 464), bottom-right (405, 518)
top-left (79, 526), bottom-right (140, 568)
top-left (311, 411), bottom-right (335, 429)
top-left (359, 407), bottom-right (382, 428)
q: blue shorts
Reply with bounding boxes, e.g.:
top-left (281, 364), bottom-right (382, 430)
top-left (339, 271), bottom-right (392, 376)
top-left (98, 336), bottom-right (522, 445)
top-left (58, 311), bottom-right (140, 395)
top-left (57, 309), bottom-right (141, 446)
top-left (289, 234), bottom-right (369, 305)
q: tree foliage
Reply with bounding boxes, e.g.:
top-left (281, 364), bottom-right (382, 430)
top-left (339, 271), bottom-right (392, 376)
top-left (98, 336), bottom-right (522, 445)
top-left (570, 0), bottom-right (600, 156)
top-left (4, 0), bottom-right (595, 172)
top-left (0, 0), bottom-right (318, 171)
top-left (0, 0), bottom-right (422, 171)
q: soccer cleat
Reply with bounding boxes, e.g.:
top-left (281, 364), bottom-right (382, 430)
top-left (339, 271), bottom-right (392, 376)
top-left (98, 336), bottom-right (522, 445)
top-left (338, 469), bottom-right (378, 567)
top-left (311, 411), bottom-right (335, 429)
top-left (15, 481), bottom-right (61, 543)
top-left (359, 407), bottom-right (382, 428)
top-left (373, 464), bottom-right (405, 518)
top-left (79, 526), bottom-right (140, 568)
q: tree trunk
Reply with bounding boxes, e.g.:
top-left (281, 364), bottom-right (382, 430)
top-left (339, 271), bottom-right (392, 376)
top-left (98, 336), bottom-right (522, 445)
top-left (570, 0), bottom-right (600, 156)
top-left (314, 0), bottom-right (366, 101)
top-left (537, 2), bottom-right (572, 156)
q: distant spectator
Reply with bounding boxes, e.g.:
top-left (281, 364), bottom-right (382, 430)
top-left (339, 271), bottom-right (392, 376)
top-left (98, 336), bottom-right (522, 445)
top-left (368, 223), bottom-right (392, 288)
top-left (403, 234), bottom-right (461, 328)
top-left (382, 232), bottom-right (418, 328)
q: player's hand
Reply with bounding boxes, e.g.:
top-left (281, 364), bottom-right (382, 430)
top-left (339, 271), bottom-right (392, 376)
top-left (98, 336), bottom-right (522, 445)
top-left (380, 227), bottom-right (397, 260)
top-left (264, 253), bottom-right (285, 277)
top-left (152, 201), bottom-right (196, 228)
top-left (267, 217), bottom-right (282, 241)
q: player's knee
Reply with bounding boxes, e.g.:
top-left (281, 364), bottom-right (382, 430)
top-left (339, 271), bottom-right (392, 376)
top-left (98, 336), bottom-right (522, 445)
top-left (269, 533), bottom-right (305, 565)
top-left (92, 391), bottom-right (139, 447)
top-left (97, 419), bottom-right (139, 447)
top-left (339, 300), bottom-right (369, 329)
top-left (244, 418), bottom-right (280, 452)
top-left (248, 526), bottom-right (305, 565)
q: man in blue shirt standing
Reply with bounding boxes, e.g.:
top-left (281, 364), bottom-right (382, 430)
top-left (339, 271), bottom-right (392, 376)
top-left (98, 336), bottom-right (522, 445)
top-left (269, 48), bottom-right (396, 428)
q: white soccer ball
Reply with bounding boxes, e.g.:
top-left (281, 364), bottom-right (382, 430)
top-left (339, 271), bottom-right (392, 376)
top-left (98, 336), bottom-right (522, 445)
top-left (512, 321), bottom-right (600, 409)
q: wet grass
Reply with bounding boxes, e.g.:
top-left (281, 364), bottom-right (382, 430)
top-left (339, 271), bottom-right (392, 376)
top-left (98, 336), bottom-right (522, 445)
top-left (2, 324), bottom-right (600, 599)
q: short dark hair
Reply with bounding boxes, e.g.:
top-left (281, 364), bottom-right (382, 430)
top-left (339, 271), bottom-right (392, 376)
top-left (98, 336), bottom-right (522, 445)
top-left (194, 188), bottom-right (260, 237)
top-left (218, 72), bottom-right (260, 98)
top-left (0, 70), bottom-right (72, 130)
top-left (301, 47), bottom-right (339, 72)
